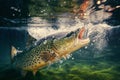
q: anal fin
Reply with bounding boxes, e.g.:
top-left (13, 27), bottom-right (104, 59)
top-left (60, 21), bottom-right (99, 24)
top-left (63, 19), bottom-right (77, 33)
top-left (33, 70), bottom-right (38, 76)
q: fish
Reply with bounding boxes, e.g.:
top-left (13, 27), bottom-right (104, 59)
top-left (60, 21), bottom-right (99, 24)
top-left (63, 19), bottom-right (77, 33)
top-left (11, 27), bottom-right (90, 75)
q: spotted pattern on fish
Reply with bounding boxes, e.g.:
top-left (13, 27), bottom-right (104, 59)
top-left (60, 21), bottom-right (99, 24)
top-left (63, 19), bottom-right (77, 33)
top-left (12, 28), bottom-right (90, 74)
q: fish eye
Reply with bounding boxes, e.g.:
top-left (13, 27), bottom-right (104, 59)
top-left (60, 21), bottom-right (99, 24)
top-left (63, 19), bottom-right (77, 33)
top-left (66, 31), bottom-right (74, 37)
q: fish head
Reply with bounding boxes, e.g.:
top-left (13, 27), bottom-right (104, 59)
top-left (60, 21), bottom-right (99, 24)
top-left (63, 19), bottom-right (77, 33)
top-left (74, 27), bottom-right (90, 47)
top-left (53, 27), bottom-right (90, 55)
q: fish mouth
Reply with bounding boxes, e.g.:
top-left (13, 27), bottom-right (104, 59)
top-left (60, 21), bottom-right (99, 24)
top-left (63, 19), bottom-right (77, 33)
top-left (77, 27), bottom-right (90, 45)
top-left (78, 27), bottom-right (88, 40)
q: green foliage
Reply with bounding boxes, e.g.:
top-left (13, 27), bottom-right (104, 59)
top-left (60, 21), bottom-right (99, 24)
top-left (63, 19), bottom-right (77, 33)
top-left (0, 59), bottom-right (120, 80)
top-left (38, 60), bottom-right (120, 80)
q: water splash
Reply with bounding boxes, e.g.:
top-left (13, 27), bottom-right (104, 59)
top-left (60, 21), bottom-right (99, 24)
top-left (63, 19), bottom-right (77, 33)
top-left (86, 23), bottom-right (111, 50)
top-left (27, 16), bottom-right (112, 52)
top-left (0, 16), bottom-right (114, 52)
top-left (26, 15), bottom-right (119, 59)
top-left (27, 17), bottom-right (85, 40)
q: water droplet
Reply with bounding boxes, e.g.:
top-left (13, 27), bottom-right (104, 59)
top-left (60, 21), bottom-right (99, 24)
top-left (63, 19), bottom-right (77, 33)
top-left (52, 36), bottom-right (55, 38)
top-left (61, 4), bottom-right (63, 7)
top-left (59, 60), bottom-right (63, 64)
top-left (66, 54), bottom-right (71, 59)
top-left (18, 9), bottom-right (21, 12)
top-left (10, 6), bottom-right (14, 9)
top-left (34, 42), bottom-right (37, 46)
top-left (85, 46), bottom-right (88, 49)
top-left (41, 11), bottom-right (43, 13)
top-left (43, 40), bottom-right (47, 44)
top-left (28, 14), bottom-right (31, 16)
top-left (91, 43), bottom-right (94, 46)
top-left (64, 1), bottom-right (66, 4)
top-left (72, 57), bottom-right (74, 60)
top-left (97, 0), bottom-right (101, 5)
top-left (93, 40), bottom-right (96, 42)
top-left (12, 14), bottom-right (15, 16)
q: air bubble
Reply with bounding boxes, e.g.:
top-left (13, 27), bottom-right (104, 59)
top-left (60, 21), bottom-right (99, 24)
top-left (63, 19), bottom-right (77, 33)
top-left (66, 54), bottom-right (71, 59)
top-left (85, 46), bottom-right (88, 49)
top-left (59, 60), bottom-right (63, 64)
top-left (43, 40), bottom-right (47, 44)
top-left (13, 14), bottom-right (15, 16)
top-left (72, 57), bottom-right (74, 60)
top-left (52, 36), bottom-right (55, 38)
top-left (91, 43), bottom-right (94, 46)
top-left (93, 40), bottom-right (96, 42)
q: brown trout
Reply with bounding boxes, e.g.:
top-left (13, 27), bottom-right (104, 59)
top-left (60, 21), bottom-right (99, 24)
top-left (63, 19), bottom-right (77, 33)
top-left (11, 27), bottom-right (90, 75)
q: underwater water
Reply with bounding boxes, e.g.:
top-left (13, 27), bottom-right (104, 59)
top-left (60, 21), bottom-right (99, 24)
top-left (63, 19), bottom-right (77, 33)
top-left (0, 0), bottom-right (120, 79)
top-left (0, 15), bottom-right (120, 80)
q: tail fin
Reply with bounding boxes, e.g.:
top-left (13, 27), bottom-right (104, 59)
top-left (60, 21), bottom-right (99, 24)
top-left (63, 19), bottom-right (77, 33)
top-left (11, 46), bottom-right (17, 59)
top-left (11, 46), bottom-right (22, 60)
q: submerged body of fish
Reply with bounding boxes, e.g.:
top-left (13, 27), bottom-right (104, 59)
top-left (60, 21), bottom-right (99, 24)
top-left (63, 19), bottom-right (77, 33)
top-left (12, 27), bottom-right (90, 75)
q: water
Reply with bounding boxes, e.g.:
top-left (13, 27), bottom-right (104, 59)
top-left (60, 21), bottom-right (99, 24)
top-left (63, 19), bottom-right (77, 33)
top-left (0, 14), bottom-right (120, 80)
